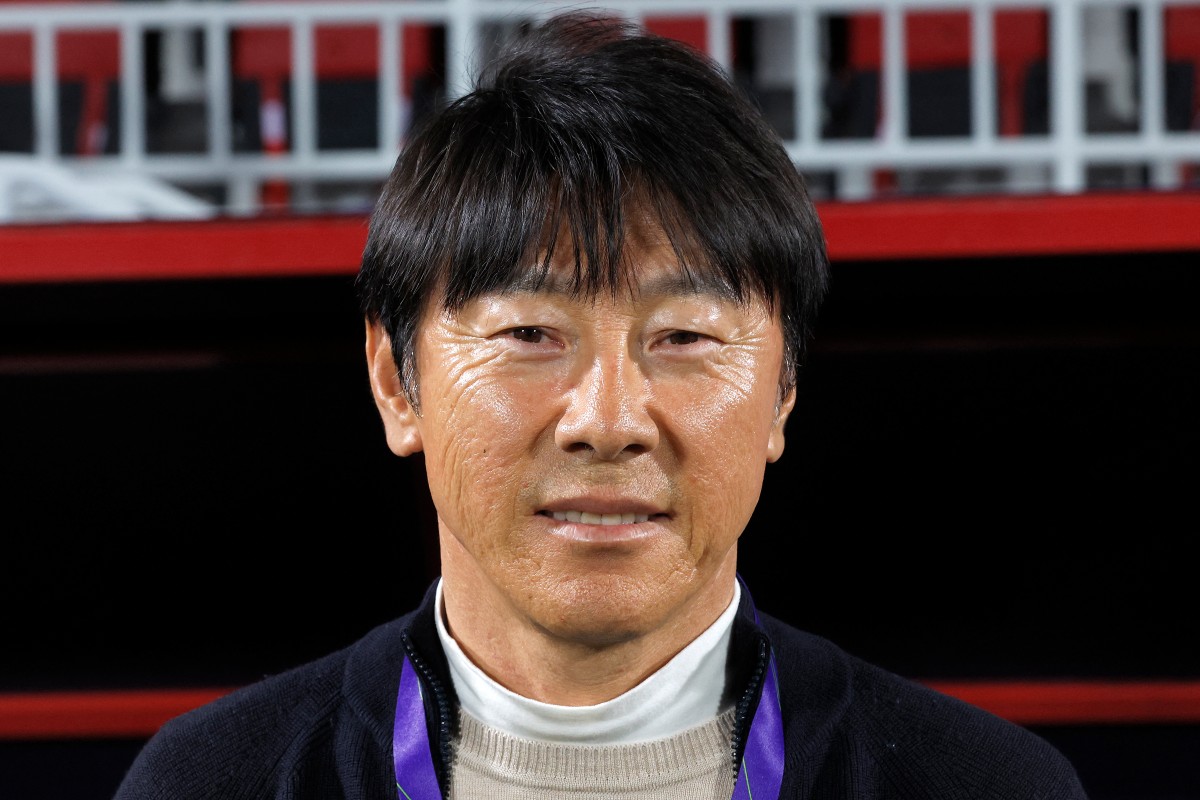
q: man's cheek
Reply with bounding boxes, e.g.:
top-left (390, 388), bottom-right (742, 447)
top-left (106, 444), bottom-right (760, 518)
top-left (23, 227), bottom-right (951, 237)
top-left (437, 435), bottom-right (513, 510)
top-left (669, 379), bottom-right (773, 449)
top-left (437, 417), bottom-right (530, 499)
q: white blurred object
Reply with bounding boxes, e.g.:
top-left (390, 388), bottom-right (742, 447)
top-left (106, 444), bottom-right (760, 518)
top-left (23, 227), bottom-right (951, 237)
top-left (1082, 6), bottom-right (1137, 124)
top-left (0, 157), bottom-right (216, 223)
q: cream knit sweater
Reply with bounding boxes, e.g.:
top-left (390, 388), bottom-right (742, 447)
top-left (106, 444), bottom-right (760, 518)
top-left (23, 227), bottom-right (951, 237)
top-left (450, 707), bottom-right (737, 800)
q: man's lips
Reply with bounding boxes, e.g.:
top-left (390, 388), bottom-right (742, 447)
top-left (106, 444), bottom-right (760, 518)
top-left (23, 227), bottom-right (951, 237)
top-left (536, 499), bottom-right (669, 527)
top-left (536, 506), bottom-right (669, 543)
top-left (544, 510), bottom-right (652, 525)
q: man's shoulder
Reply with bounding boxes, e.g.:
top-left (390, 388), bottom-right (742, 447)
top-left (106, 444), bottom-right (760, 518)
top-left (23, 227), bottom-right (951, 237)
top-left (759, 613), bottom-right (1088, 799)
top-left (113, 612), bottom-right (416, 800)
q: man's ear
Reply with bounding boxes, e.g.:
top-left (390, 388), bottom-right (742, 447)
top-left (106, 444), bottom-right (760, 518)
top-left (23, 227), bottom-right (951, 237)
top-left (766, 386), bottom-right (796, 463)
top-left (365, 321), bottom-right (423, 457)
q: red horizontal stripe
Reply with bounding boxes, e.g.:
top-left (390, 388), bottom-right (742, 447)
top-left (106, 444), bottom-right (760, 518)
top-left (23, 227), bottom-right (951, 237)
top-left (0, 215), bottom-right (369, 284)
top-left (816, 191), bottom-right (1200, 261)
top-left (1, 681), bottom-right (1199, 740)
top-left (0, 688), bottom-right (236, 740)
top-left (925, 680), bottom-right (1200, 725)
top-left (1, 192), bottom-right (1198, 285)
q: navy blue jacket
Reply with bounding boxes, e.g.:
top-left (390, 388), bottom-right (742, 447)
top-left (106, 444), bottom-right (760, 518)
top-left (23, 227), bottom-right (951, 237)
top-left (114, 581), bottom-right (1089, 799)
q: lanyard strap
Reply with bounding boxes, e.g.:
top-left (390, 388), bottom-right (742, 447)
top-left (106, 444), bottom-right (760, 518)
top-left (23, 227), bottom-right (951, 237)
top-left (394, 594), bottom-right (785, 800)
top-left (392, 656), bottom-right (442, 800)
top-left (732, 585), bottom-right (785, 800)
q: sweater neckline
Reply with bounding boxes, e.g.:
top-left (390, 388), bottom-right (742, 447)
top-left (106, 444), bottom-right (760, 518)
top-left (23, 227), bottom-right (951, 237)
top-left (452, 706), bottom-right (737, 791)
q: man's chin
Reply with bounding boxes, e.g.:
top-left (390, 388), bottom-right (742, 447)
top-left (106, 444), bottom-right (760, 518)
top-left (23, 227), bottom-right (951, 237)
top-left (521, 575), bottom-right (689, 648)
top-left (531, 610), bottom-right (664, 652)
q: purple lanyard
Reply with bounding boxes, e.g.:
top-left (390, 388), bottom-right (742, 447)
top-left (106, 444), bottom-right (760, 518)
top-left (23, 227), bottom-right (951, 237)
top-left (732, 592), bottom-right (785, 800)
top-left (392, 655), bottom-right (442, 800)
top-left (393, 597), bottom-right (785, 800)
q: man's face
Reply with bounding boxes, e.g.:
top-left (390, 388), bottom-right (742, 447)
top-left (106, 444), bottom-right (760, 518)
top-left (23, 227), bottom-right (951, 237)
top-left (369, 225), bottom-right (794, 648)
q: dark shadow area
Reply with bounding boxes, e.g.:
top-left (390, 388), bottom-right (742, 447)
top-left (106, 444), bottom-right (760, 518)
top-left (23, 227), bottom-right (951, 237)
top-left (0, 739), bottom-right (147, 800)
top-left (0, 274), bottom-right (438, 690)
top-left (741, 253), bottom-right (1200, 680)
top-left (1033, 725), bottom-right (1200, 799)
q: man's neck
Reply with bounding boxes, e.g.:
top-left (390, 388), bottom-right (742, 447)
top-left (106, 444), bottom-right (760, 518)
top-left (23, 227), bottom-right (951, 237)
top-left (438, 537), bottom-right (738, 706)
top-left (435, 579), bottom-right (740, 743)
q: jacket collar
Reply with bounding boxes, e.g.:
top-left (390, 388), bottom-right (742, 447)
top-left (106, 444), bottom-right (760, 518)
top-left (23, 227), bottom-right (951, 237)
top-left (400, 576), bottom-right (773, 792)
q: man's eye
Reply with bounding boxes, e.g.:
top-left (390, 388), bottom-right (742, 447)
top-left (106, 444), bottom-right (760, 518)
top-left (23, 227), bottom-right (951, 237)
top-left (510, 327), bottom-right (546, 344)
top-left (666, 331), bottom-right (701, 346)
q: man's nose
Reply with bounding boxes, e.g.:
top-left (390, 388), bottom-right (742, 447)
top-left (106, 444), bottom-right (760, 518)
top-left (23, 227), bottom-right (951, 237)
top-left (554, 351), bottom-right (659, 460)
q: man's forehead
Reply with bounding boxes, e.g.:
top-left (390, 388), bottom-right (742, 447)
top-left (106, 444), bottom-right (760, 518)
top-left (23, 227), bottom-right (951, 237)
top-left (492, 259), bottom-right (744, 304)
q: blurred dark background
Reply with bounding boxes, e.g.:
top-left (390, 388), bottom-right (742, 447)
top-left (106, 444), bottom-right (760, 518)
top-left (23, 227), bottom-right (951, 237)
top-left (1, 240), bottom-right (1198, 799)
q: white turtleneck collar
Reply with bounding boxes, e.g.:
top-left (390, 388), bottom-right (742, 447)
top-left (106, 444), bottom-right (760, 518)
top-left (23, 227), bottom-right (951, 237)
top-left (434, 578), bottom-right (740, 745)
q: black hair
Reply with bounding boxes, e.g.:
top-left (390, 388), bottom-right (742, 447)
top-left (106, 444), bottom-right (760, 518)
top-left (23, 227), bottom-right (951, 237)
top-left (356, 10), bottom-right (828, 406)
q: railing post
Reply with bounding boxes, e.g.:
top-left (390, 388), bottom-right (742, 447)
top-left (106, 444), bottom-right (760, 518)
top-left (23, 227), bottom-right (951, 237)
top-left (881, 4), bottom-right (906, 147)
top-left (204, 15), bottom-right (247, 212)
top-left (205, 17), bottom-right (231, 163)
top-left (971, 3), bottom-right (996, 144)
top-left (291, 16), bottom-right (315, 159)
top-left (445, 0), bottom-right (477, 103)
top-left (32, 22), bottom-right (59, 159)
top-left (291, 16), bottom-right (316, 209)
top-left (379, 13), bottom-right (402, 155)
top-left (796, 5), bottom-right (821, 150)
top-left (1050, 0), bottom-right (1085, 193)
top-left (706, 6), bottom-right (732, 77)
top-left (120, 20), bottom-right (146, 167)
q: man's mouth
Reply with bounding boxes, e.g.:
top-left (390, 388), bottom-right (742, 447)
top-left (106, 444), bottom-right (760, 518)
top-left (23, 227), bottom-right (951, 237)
top-left (545, 511), bottom-right (651, 525)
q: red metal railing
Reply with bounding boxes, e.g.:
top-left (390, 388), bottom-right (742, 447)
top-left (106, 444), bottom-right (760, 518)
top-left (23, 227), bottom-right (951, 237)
top-left (2, 192), bottom-right (1199, 285)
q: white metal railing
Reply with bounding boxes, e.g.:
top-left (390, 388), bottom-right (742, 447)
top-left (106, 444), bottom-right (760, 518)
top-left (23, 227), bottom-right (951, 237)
top-left (0, 0), bottom-right (1198, 217)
